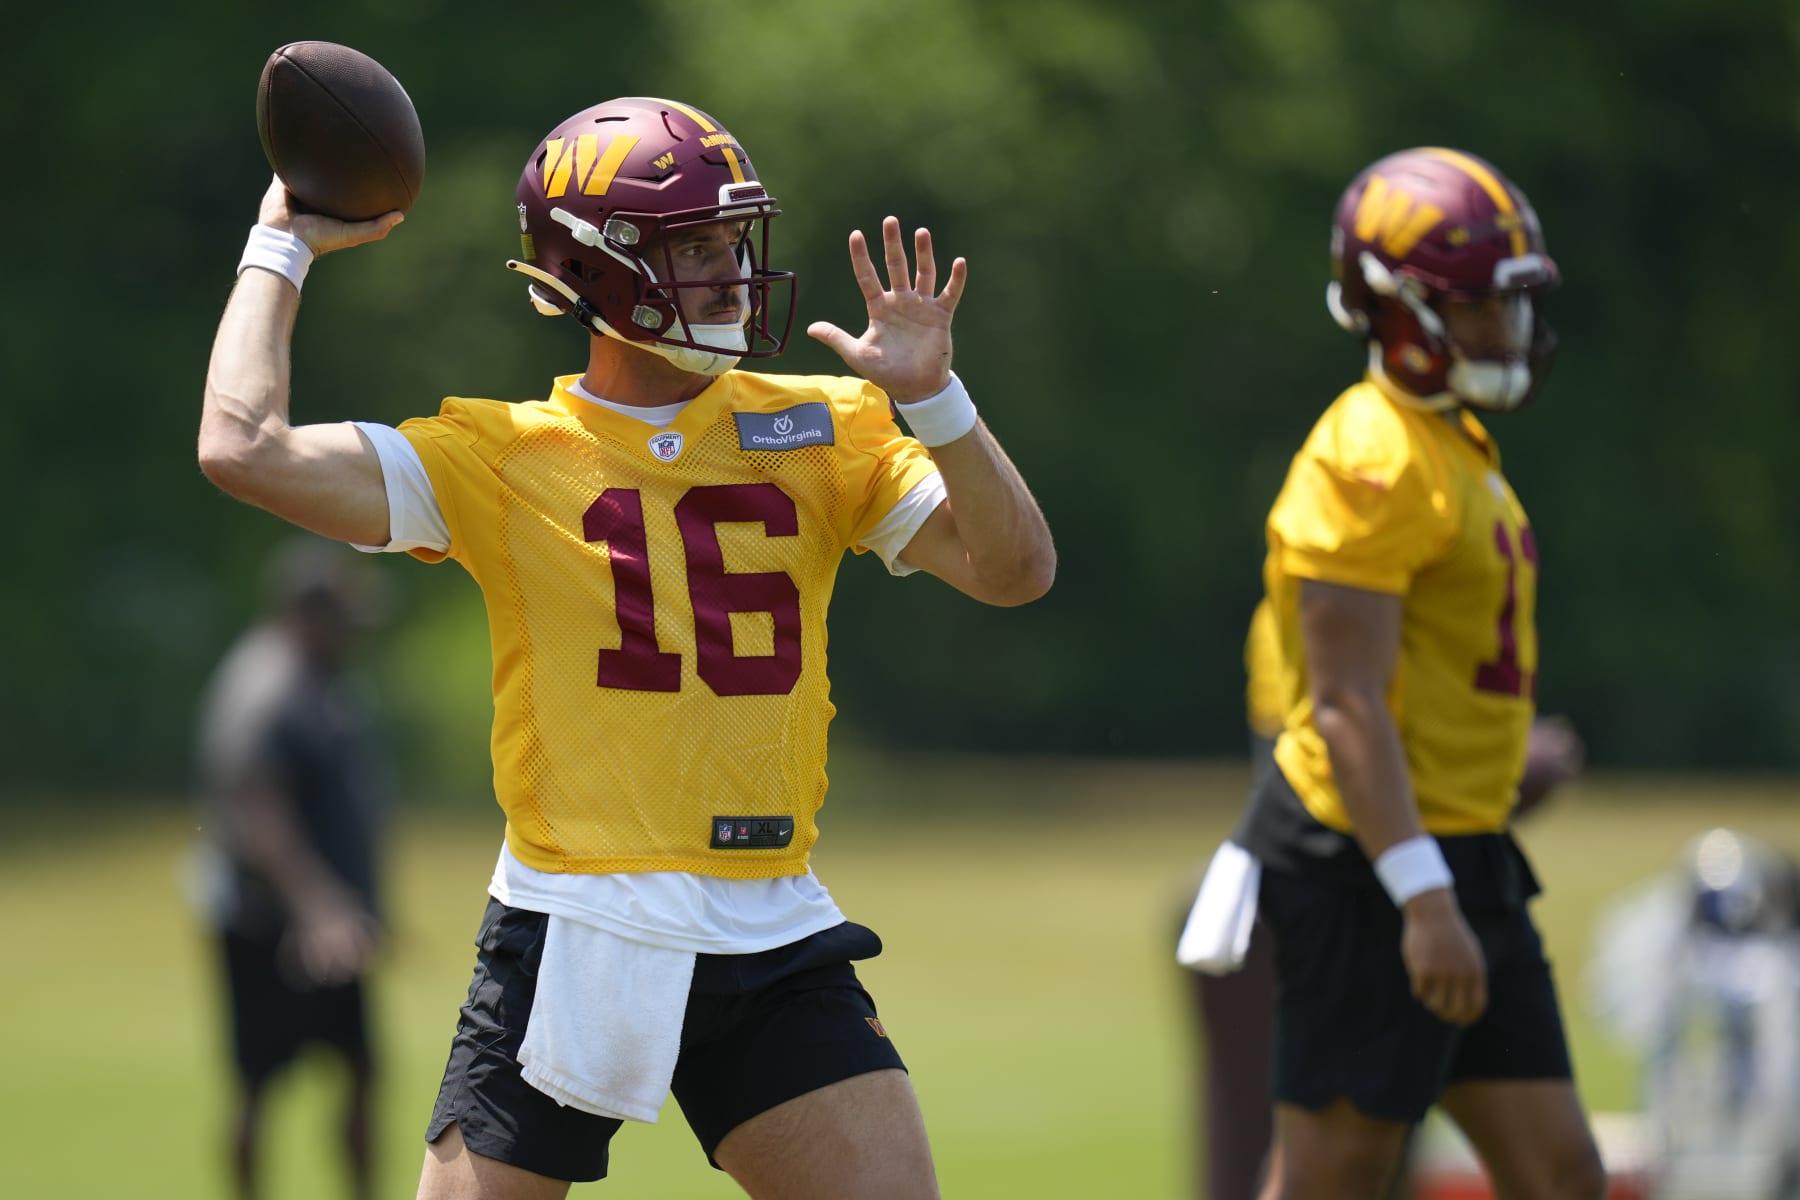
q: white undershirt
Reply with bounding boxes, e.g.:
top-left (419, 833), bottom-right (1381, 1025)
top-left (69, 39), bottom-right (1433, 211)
top-left (344, 395), bottom-right (945, 952)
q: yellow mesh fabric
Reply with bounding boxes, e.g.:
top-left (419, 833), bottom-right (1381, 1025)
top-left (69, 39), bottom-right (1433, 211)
top-left (1265, 377), bottom-right (1537, 836)
top-left (1243, 597), bottom-right (1285, 738)
top-left (399, 371), bottom-right (939, 877)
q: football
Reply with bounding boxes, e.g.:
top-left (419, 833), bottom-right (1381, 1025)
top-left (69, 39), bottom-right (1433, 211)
top-left (256, 41), bottom-right (425, 221)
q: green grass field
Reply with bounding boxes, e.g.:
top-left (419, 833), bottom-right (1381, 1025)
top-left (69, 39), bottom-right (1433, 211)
top-left (5, 756), bottom-right (1796, 1199)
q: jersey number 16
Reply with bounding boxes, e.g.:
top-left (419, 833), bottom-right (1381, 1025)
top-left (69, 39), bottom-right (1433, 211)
top-left (583, 482), bottom-right (802, 698)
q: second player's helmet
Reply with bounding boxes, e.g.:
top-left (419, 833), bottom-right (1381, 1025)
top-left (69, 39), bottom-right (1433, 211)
top-left (1327, 147), bottom-right (1560, 411)
top-left (507, 97), bottom-right (795, 375)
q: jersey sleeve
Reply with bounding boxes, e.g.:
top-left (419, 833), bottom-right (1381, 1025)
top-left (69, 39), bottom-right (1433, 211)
top-left (835, 382), bottom-right (943, 560)
top-left (1268, 399), bottom-right (1454, 595)
top-left (394, 400), bottom-right (491, 567)
top-left (349, 422), bottom-right (452, 555)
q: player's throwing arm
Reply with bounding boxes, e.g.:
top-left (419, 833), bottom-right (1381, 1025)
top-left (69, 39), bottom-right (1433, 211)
top-left (199, 43), bottom-right (417, 547)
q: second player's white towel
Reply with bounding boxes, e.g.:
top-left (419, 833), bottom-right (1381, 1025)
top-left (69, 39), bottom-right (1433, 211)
top-left (517, 914), bottom-right (697, 1123)
top-left (1176, 840), bottom-right (1262, 975)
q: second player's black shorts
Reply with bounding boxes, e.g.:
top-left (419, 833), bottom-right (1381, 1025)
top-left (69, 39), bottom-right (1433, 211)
top-left (1258, 860), bottom-right (1574, 1123)
top-left (426, 898), bottom-right (908, 1182)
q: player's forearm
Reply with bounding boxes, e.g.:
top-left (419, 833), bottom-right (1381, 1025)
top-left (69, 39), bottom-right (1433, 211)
top-left (924, 423), bottom-right (1056, 605)
top-left (1315, 686), bottom-right (1424, 860)
top-left (199, 269), bottom-right (301, 495)
top-left (197, 272), bottom-right (391, 543)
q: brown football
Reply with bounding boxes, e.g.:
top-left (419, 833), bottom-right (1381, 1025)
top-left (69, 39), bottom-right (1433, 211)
top-left (256, 41), bottom-right (425, 221)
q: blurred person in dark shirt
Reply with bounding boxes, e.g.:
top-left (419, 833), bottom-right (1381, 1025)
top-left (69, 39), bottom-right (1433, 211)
top-left (193, 536), bottom-right (388, 1200)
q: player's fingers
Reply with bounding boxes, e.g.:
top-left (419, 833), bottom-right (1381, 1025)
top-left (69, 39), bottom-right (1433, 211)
top-left (258, 175), bottom-right (295, 227)
top-left (939, 257), bottom-right (969, 311)
top-left (845, 230), bottom-right (882, 302)
top-left (1464, 973), bottom-right (1489, 1024)
top-left (1449, 967), bottom-right (1488, 1025)
top-left (1414, 974), bottom-right (1447, 1021)
top-left (1416, 965), bottom-right (1470, 1024)
top-left (1436, 979), bottom-right (1469, 1025)
top-left (805, 320), bottom-right (857, 361)
top-left (342, 211), bottom-right (405, 248)
top-left (881, 216), bottom-right (911, 294)
top-left (913, 227), bottom-right (937, 295)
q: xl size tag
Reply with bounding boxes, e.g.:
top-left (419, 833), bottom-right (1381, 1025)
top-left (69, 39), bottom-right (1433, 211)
top-left (710, 816), bottom-right (796, 849)
top-left (733, 404), bottom-right (834, 451)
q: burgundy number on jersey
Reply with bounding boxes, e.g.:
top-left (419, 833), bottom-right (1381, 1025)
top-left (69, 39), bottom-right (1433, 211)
top-left (582, 484), bottom-right (802, 697)
top-left (1474, 520), bottom-right (1537, 700)
top-left (676, 484), bottom-right (803, 697)
top-left (585, 488), bottom-right (683, 691)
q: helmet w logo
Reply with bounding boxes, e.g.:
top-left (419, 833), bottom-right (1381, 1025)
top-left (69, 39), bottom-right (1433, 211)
top-left (1353, 175), bottom-right (1444, 259)
top-left (543, 133), bottom-right (642, 199)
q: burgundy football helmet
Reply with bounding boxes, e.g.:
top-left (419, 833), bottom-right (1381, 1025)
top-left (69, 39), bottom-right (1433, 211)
top-left (1327, 148), bottom-right (1560, 411)
top-left (506, 97), bottom-right (795, 375)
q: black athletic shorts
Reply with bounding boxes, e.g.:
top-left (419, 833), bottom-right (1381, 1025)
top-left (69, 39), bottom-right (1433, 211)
top-left (426, 898), bottom-right (908, 1183)
top-left (1257, 862), bottom-right (1574, 1124)
top-left (219, 927), bottom-right (372, 1083)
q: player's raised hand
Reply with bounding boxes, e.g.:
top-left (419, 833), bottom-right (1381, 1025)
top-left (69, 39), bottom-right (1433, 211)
top-left (257, 175), bottom-right (403, 257)
top-left (807, 216), bottom-right (967, 406)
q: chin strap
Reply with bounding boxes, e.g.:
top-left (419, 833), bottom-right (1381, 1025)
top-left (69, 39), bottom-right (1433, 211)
top-left (508, 259), bottom-right (584, 315)
top-left (1447, 359), bottom-right (1532, 410)
top-left (1367, 345), bottom-right (1458, 412)
top-left (1354, 253), bottom-right (1535, 412)
top-left (504, 259), bottom-right (744, 376)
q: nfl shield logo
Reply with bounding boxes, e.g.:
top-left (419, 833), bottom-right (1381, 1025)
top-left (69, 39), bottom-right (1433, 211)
top-left (716, 821), bottom-right (733, 843)
top-left (648, 431), bottom-right (685, 462)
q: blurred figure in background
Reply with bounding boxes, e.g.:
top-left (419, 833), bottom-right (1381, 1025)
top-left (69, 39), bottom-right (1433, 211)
top-left (1179, 598), bottom-right (1283, 1199)
top-left (1181, 147), bottom-right (1605, 1200)
top-left (1181, 599), bottom-right (1586, 1199)
top-left (1588, 828), bottom-right (1800, 1199)
top-left (192, 536), bottom-right (388, 1200)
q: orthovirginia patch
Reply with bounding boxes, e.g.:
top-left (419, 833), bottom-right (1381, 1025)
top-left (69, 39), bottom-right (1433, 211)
top-left (733, 403), bottom-right (834, 451)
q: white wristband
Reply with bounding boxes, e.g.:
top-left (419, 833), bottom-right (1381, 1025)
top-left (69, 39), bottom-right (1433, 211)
top-left (236, 224), bottom-right (315, 293)
top-left (894, 372), bottom-right (978, 447)
top-left (1374, 835), bottom-right (1454, 907)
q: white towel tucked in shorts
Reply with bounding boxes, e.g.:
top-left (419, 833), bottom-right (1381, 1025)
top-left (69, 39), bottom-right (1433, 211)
top-left (517, 914), bottom-right (698, 1123)
top-left (1176, 840), bottom-right (1262, 975)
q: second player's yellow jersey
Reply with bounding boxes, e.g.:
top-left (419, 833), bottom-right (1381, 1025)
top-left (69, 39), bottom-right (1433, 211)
top-left (1266, 375), bottom-right (1538, 835)
top-left (1244, 596), bottom-right (1286, 739)
top-left (397, 370), bottom-right (940, 878)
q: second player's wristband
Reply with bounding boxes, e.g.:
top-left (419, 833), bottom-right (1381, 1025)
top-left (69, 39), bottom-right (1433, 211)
top-left (1374, 835), bottom-right (1454, 907)
top-left (895, 372), bottom-right (978, 447)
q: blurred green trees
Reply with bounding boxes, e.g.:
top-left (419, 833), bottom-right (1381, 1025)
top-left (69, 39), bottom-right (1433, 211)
top-left (4, 0), bottom-right (1795, 798)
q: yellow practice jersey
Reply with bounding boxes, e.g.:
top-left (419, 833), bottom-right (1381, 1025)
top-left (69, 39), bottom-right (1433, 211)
top-left (1244, 596), bottom-right (1285, 739)
top-left (398, 371), bottom-right (940, 878)
top-left (1266, 376), bottom-right (1537, 835)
